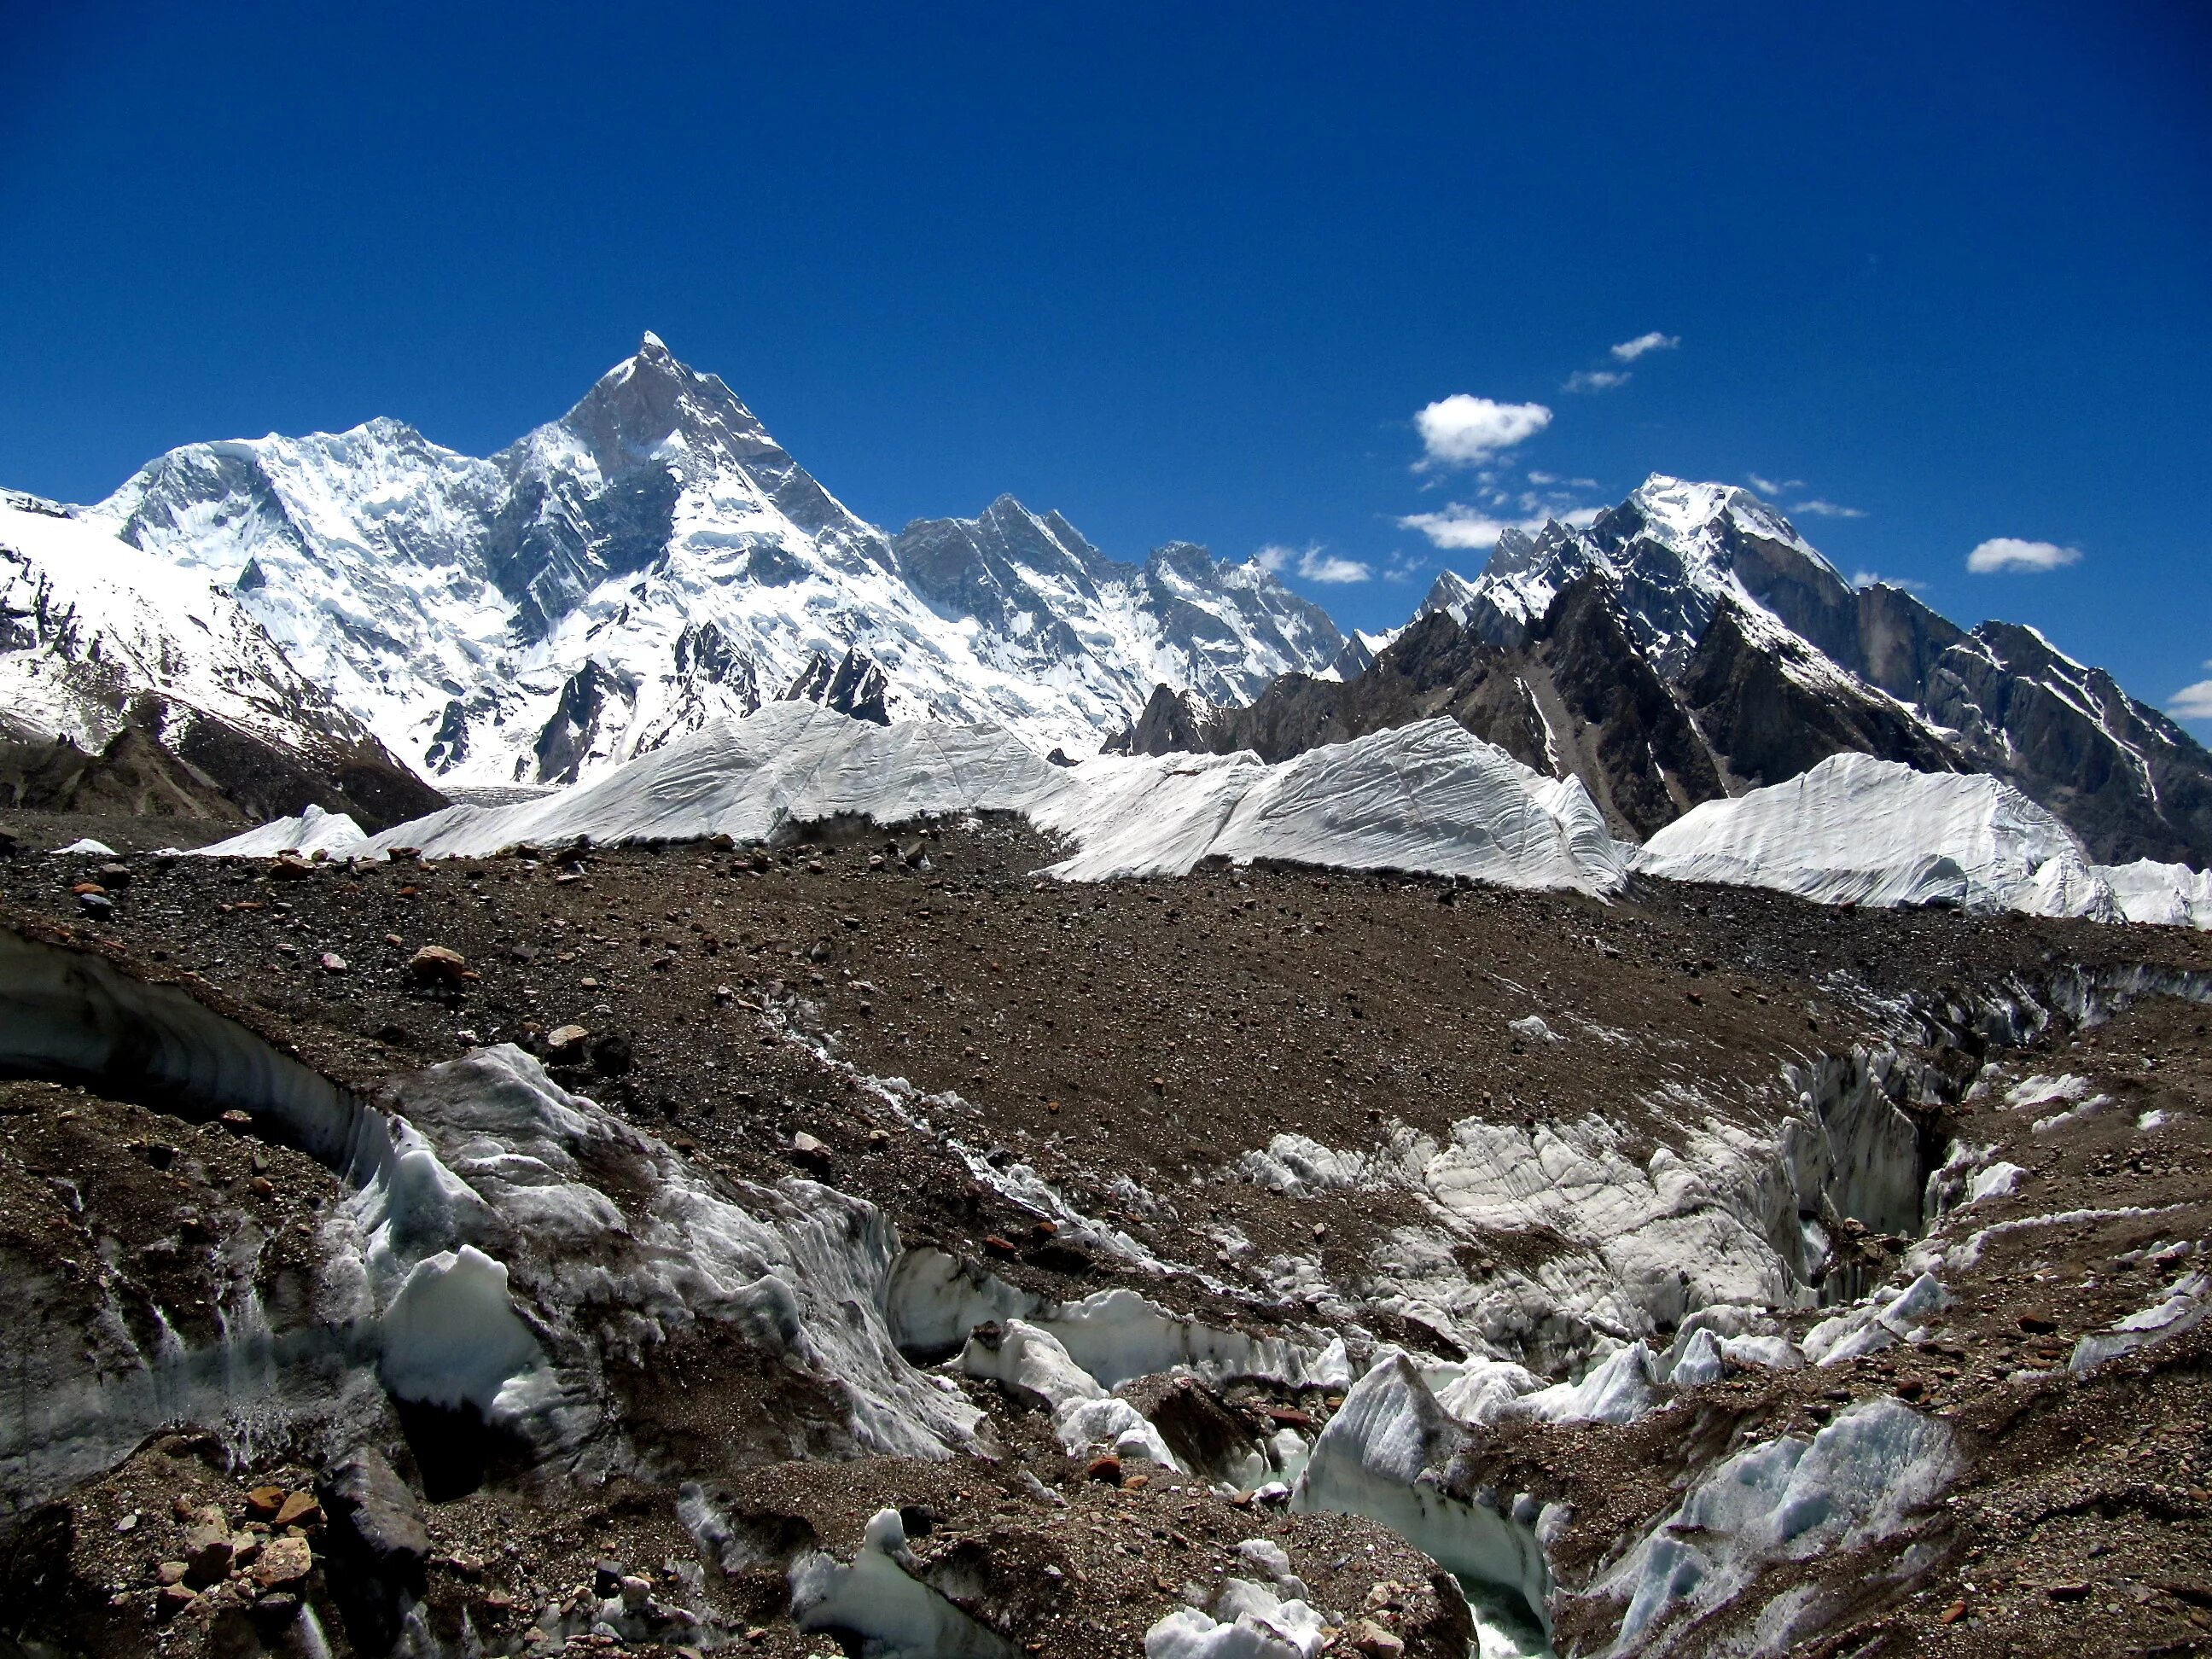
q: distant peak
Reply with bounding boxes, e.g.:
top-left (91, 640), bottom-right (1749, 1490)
top-left (638, 330), bottom-right (670, 356)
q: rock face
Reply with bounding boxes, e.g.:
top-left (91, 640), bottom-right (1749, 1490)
top-left (1131, 474), bottom-right (2212, 863)
top-left (91, 335), bottom-right (1342, 788)
top-left (0, 493), bottom-right (445, 831)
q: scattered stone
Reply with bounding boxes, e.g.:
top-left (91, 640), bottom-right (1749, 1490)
top-left (183, 1522), bottom-right (233, 1586)
top-left (1939, 1600), bottom-right (1968, 1624)
top-left (408, 945), bottom-right (469, 985)
top-left (253, 1535), bottom-right (313, 1590)
top-left (2017, 1312), bottom-right (2060, 1335)
top-left (1349, 1619), bottom-right (1406, 1658)
top-left (319, 952), bottom-right (348, 973)
top-left (1085, 1455), bottom-right (1123, 1487)
top-left (790, 1132), bottom-right (833, 1173)
top-left (156, 1560), bottom-right (189, 1586)
top-left (274, 1491), bottom-right (321, 1528)
top-left (620, 1574), bottom-right (651, 1610)
top-left (544, 1023), bottom-right (591, 1058)
top-left (2046, 1581), bottom-right (2092, 1602)
top-left (593, 1560), bottom-right (625, 1598)
top-left (155, 1583), bottom-right (199, 1619)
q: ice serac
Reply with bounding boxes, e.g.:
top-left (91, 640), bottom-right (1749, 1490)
top-left (342, 703), bottom-right (1630, 896)
top-left (91, 336), bottom-right (1342, 789)
top-left (1632, 752), bottom-right (2129, 920)
top-left (0, 492), bottom-right (445, 830)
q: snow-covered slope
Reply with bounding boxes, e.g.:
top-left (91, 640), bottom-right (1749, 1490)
top-left (0, 492), bottom-right (441, 826)
top-left (1, 492), bottom-right (361, 752)
top-left (265, 703), bottom-right (1628, 894)
top-left (1633, 754), bottom-right (2130, 920)
top-left (93, 335), bottom-right (1341, 789)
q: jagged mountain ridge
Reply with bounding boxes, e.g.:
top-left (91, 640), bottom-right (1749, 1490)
top-left (1126, 475), bottom-right (2212, 864)
top-left (90, 335), bottom-right (1343, 786)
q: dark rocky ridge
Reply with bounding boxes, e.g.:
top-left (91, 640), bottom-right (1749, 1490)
top-left (1115, 574), bottom-right (1951, 841)
top-left (1127, 484), bottom-right (2212, 864)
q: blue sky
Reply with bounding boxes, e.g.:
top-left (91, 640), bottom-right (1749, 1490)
top-left (3, 3), bottom-right (2208, 719)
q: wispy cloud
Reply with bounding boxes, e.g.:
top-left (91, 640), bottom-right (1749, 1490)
top-left (1413, 394), bottom-right (1552, 468)
top-left (1399, 504), bottom-right (1600, 550)
top-left (1966, 536), bottom-right (2082, 573)
top-left (1610, 330), bottom-right (1679, 362)
top-left (1851, 569), bottom-right (1928, 593)
top-left (1746, 474), bottom-right (1802, 496)
top-left (1255, 542), bottom-right (1371, 584)
top-left (2173, 667), bottom-right (2212, 719)
top-left (1563, 369), bottom-right (1630, 393)
top-left (1790, 498), bottom-right (1866, 519)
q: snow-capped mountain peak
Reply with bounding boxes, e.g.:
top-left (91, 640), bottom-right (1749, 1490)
top-left (82, 336), bottom-right (1343, 787)
top-left (1382, 473), bottom-right (2212, 864)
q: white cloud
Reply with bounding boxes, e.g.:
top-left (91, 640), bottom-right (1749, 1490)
top-left (1746, 474), bottom-right (1802, 496)
top-left (1526, 470), bottom-right (1557, 485)
top-left (1299, 550), bottom-right (1371, 583)
top-left (1610, 330), bottom-right (1679, 362)
top-left (1414, 394), bottom-right (1552, 468)
top-left (1399, 503), bottom-right (1598, 550)
top-left (2170, 679), bottom-right (2212, 719)
top-left (1850, 569), bottom-right (1928, 593)
top-left (1563, 370), bottom-right (1630, 393)
top-left (1966, 536), bottom-right (2082, 573)
top-left (1255, 542), bottom-right (1370, 584)
top-left (1790, 498), bottom-right (1866, 519)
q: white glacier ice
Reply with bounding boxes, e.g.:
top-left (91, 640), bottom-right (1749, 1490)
top-left (197, 803), bottom-right (366, 857)
top-left (1633, 754), bottom-right (2122, 920)
top-left (302, 702), bottom-right (1631, 895)
top-left (1598, 1398), bottom-right (1956, 1651)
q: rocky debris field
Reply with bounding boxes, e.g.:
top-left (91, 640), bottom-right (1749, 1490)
top-left (0, 812), bottom-right (2207, 1658)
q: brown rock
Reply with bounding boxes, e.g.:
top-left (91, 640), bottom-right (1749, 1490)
top-left (1939, 1601), bottom-right (1967, 1624)
top-left (408, 945), bottom-right (469, 984)
top-left (253, 1534), bottom-right (312, 1590)
top-left (1350, 1619), bottom-right (1406, 1658)
top-left (1085, 1455), bottom-right (1124, 1487)
top-left (156, 1560), bottom-right (189, 1586)
top-left (2046, 1580), bottom-right (2091, 1601)
top-left (274, 1491), bottom-right (321, 1528)
top-left (155, 1583), bottom-right (199, 1619)
top-left (2017, 1313), bottom-right (2060, 1335)
top-left (244, 1486), bottom-right (288, 1520)
top-left (544, 1023), bottom-right (590, 1057)
top-left (183, 1523), bottom-right (233, 1586)
top-left (319, 952), bottom-right (348, 974)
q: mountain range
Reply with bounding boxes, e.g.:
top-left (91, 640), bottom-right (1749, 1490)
top-left (2, 340), bottom-right (2205, 864)
top-left (1118, 475), bottom-right (2212, 866)
top-left (82, 334), bottom-right (1341, 789)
